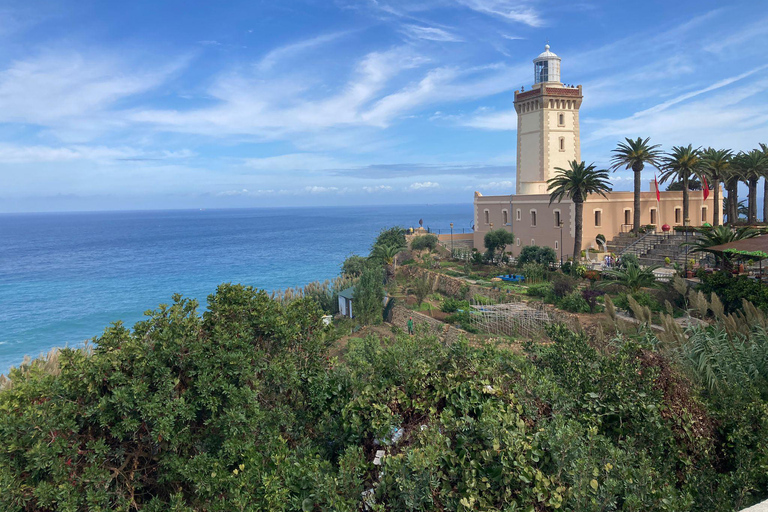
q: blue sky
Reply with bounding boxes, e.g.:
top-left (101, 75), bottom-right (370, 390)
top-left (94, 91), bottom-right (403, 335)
top-left (0, 0), bottom-right (767, 212)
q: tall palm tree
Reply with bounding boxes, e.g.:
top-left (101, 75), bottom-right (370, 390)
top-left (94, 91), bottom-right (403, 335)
top-left (700, 148), bottom-right (733, 226)
top-left (733, 150), bottom-right (768, 224)
top-left (721, 164), bottom-right (742, 225)
top-left (548, 160), bottom-right (612, 269)
top-left (610, 137), bottom-right (663, 233)
top-left (761, 143), bottom-right (768, 222)
top-left (685, 225), bottom-right (760, 269)
top-left (659, 145), bottom-right (701, 226)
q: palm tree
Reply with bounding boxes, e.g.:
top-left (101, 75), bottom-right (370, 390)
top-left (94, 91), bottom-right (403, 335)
top-left (370, 244), bottom-right (403, 281)
top-left (761, 143), bottom-right (768, 222)
top-left (700, 148), bottom-right (732, 226)
top-left (733, 150), bottom-right (768, 224)
top-left (599, 263), bottom-right (661, 294)
top-left (685, 225), bottom-right (760, 269)
top-left (610, 137), bottom-right (663, 233)
top-left (721, 164), bottom-right (742, 225)
top-left (659, 145), bottom-right (701, 227)
top-left (548, 160), bottom-right (612, 269)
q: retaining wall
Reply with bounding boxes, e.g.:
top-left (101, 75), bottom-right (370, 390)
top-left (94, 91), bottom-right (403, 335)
top-left (390, 305), bottom-right (465, 345)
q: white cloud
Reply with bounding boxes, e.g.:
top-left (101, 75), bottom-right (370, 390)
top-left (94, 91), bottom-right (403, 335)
top-left (402, 25), bottom-right (463, 42)
top-left (0, 50), bottom-right (188, 127)
top-left (461, 108), bottom-right (517, 130)
top-left (454, 0), bottom-right (543, 27)
top-left (362, 185), bottom-right (394, 193)
top-left (304, 186), bottom-right (340, 194)
top-left (409, 181), bottom-right (440, 190)
top-left (258, 31), bottom-right (350, 71)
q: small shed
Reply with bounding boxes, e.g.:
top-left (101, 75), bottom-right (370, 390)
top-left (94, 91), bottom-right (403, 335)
top-left (338, 286), bottom-right (355, 318)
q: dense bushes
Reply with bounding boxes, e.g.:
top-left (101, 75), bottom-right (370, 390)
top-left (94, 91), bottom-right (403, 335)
top-left (2, 287), bottom-right (767, 511)
top-left (518, 245), bottom-right (557, 266)
top-left (697, 271), bottom-right (768, 313)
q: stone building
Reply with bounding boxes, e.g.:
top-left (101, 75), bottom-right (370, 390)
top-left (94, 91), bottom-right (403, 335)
top-left (473, 45), bottom-right (717, 259)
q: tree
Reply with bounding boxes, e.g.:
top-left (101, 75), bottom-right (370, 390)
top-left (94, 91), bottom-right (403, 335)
top-left (410, 234), bottom-right (439, 256)
top-left (410, 276), bottom-right (432, 306)
top-left (722, 163), bottom-right (742, 225)
top-left (548, 161), bottom-right (612, 271)
top-left (355, 265), bottom-right (385, 324)
top-left (370, 244), bottom-right (404, 281)
top-left (659, 145), bottom-right (701, 227)
top-left (372, 226), bottom-right (407, 252)
top-left (483, 229), bottom-right (515, 262)
top-left (685, 225), bottom-right (761, 269)
top-left (341, 254), bottom-right (372, 277)
top-left (599, 263), bottom-right (661, 293)
top-left (518, 245), bottom-right (557, 266)
top-left (761, 143), bottom-right (768, 222)
top-left (610, 137), bottom-right (663, 234)
top-left (733, 150), bottom-right (767, 224)
top-left (700, 148), bottom-right (733, 226)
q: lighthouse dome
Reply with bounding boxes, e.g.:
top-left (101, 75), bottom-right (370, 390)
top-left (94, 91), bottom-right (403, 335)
top-left (532, 44), bottom-right (561, 84)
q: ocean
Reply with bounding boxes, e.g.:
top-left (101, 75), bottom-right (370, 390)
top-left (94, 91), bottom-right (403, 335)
top-left (0, 204), bottom-right (473, 374)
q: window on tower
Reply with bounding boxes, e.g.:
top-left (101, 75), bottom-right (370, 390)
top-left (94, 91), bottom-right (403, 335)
top-left (535, 61), bottom-right (548, 83)
top-left (559, 137), bottom-right (565, 151)
top-left (558, 113), bottom-right (565, 126)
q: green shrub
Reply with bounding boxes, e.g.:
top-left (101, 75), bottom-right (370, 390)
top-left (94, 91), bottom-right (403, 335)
top-left (556, 290), bottom-right (591, 313)
top-left (441, 297), bottom-right (469, 313)
top-left (613, 291), bottom-right (661, 313)
top-left (697, 271), bottom-right (768, 313)
top-left (518, 245), bottom-right (557, 266)
top-left (526, 282), bottom-right (554, 299)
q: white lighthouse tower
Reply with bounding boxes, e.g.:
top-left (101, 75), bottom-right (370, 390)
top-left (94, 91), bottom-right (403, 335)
top-left (514, 45), bottom-right (582, 195)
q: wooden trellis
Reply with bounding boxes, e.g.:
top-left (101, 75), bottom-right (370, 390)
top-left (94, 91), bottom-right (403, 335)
top-left (469, 300), bottom-right (552, 338)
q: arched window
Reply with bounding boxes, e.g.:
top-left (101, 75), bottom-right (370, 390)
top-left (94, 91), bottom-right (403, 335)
top-left (530, 210), bottom-right (537, 227)
top-left (701, 206), bottom-right (708, 223)
top-left (650, 208), bottom-right (657, 225)
top-left (594, 210), bottom-right (602, 227)
top-left (516, 238), bottom-right (521, 246)
top-left (558, 113), bottom-right (565, 126)
top-left (502, 209), bottom-right (509, 225)
top-left (624, 209), bottom-right (632, 225)
top-left (554, 241), bottom-right (559, 250)
top-left (516, 209), bottom-right (521, 221)
top-left (484, 209), bottom-right (490, 224)
top-left (531, 239), bottom-right (536, 245)
top-left (554, 210), bottom-right (561, 227)
top-left (675, 208), bottom-right (682, 224)
top-left (559, 137), bottom-right (565, 151)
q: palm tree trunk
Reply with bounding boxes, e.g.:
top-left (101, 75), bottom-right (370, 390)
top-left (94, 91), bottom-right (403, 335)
top-left (633, 166), bottom-right (641, 233)
top-left (749, 178), bottom-right (757, 224)
top-left (573, 199), bottom-right (583, 270)
top-left (728, 180), bottom-right (738, 224)
top-left (763, 177), bottom-right (768, 222)
top-left (713, 179), bottom-right (720, 226)
top-left (682, 174), bottom-right (690, 227)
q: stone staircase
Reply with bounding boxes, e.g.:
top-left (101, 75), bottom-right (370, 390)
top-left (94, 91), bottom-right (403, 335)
top-left (606, 232), bottom-right (702, 267)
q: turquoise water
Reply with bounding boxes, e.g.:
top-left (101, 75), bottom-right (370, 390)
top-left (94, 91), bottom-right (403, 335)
top-left (0, 204), bottom-right (472, 374)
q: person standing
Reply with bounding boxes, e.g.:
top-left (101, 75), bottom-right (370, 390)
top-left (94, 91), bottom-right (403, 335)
top-left (407, 317), bottom-right (414, 335)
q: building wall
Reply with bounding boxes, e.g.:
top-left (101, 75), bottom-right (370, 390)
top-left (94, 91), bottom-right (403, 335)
top-left (516, 101), bottom-right (543, 194)
top-left (473, 186), bottom-right (721, 257)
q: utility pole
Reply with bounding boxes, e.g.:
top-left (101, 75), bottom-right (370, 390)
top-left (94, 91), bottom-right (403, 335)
top-left (450, 222), bottom-right (454, 256)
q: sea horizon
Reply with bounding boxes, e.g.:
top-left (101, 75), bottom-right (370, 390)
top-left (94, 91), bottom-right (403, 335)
top-left (0, 203), bottom-right (473, 374)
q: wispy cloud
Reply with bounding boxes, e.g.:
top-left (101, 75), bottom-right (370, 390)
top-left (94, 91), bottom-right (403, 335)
top-left (401, 24), bottom-right (463, 42)
top-left (258, 31), bottom-right (351, 71)
top-left (454, 0), bottom-right (544, 27)
top-left (409, 181), bottom-right (440, 190)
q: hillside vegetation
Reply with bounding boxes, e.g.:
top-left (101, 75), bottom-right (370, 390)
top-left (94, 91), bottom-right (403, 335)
top-left (1, 283), bottom-right (767, 511)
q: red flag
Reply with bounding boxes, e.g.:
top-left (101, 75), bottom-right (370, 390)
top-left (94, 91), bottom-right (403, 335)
top-left (654, 175), bottom-right (661, 202)
top-left (702, 176), bottom-right (710, 200)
